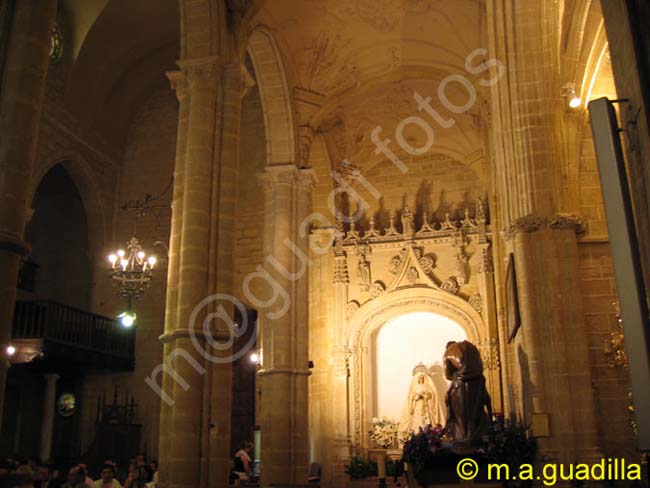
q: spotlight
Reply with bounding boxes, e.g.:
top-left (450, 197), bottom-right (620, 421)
top-left (562, 82), bottom-right (581, 109)
top-left (569, 95), bottom-right (582, 108)
top-left (249, 352), bottom-right (259, 364)
top-left (6, 345), bottom-right (16, 356)
top-left (117, 311), bottom-right (137, 328)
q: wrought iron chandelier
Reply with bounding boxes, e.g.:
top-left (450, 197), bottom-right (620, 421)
top-left (107, 237), bottom-right (157, 300)
top-left (106, 179), bottom-right (171, 324)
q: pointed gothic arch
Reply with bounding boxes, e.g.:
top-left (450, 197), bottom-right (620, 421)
top-left (247, 27), bottom-right (297, 166)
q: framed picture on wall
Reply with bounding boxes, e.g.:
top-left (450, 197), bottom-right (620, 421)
top-left (506, 253), bottom-right (521, 343)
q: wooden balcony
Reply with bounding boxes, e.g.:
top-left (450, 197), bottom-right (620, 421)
top-left (11, 300), bottom-right (135, 371)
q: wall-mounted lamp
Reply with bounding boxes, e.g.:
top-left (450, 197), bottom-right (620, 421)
top-left (562, 82), bottom-right (582, 109)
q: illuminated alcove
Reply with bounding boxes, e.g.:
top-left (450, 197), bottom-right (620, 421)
top-left (374, 312), bottom-right (467, 422)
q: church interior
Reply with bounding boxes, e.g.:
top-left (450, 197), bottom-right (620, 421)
top-left (1, 0), bottom-right (650, 487)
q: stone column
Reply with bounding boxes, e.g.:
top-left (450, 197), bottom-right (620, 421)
top-left (39, 373), bottom-right (59, 462)
top-left (487, 0), bottom-right (602, 463)
top-left (475, 242), bottom-right (502, 414)
top-left (0, 0), bottom-right (57, 421)
top-left (331, 233), bottom-right (352, 487)
top-left (505, 219), bottom-right (601, 462)
top-left (294, 167), bottom-right (315, 472)
top-left (309, 228), bottom-right (348, 488)
top-left (157, 57), bottom-right (221, 488)
top-left (258, 165), bottom-right (314, 487)
top-left (158, 69), bottom-right (189, 488)
top-left (158, 58), bottom-right (246, 488)
top-left (205, 63), bottom-right (245, 488)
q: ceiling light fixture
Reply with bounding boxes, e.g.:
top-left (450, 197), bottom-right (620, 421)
top-left (108, 237), bottom-right (156, 300)
top-left (562, 82), bottom-right (582, 109)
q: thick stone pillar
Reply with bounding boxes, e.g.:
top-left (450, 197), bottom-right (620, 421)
top-left (157, 57), bottom-right (222, 488)
top-left (158, 69), bottom-right (190, 488)
top-left (258, 165), bottom-right (315, 487)
top-left (205, 63), bottom-right (245, 488)
top-left (504, 219), bottom-right (601, 462)
top-left (158, 58), bottom-right (246, 488)
top-left (39, 373), bottom-right (59, 462)
top-left (331, 233), bottom-right (352, 487)
top-left (0, 0), bottom-right (57, 422)
top-left (487, 0), bottom-right (601, 463)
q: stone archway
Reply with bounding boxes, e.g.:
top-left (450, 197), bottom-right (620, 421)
top-left (26, 163), bottom-right (94, 309)
top-left (247, 27), bottom-right (296, 165)
top-left (245, 25), bottom-right (315, 488)
top-left (30, 154), bottom-right (107, 260)
top-left (346, 287), bottom-right (486, 452)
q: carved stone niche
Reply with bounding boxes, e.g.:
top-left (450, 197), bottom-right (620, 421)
top-left (324, 203), bottom-right (492, 325)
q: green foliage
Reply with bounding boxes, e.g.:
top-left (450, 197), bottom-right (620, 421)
top-left (344, 455), bottom-right (378, 480)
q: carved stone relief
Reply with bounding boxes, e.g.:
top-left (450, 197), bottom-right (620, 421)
top-left (441, 277), bottom-right (460, 295)
top-left (356, 245), bottom-right (371, 291)
top-left (369, 281), bottom-right (386, 298)
top-left (468, 294), bottom-right (483, 314)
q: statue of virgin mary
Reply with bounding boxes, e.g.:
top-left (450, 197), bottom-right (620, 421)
top-left (399, 363), bottom-right (446, 434)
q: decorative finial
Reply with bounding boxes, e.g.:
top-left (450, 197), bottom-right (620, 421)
top-left (386, 211), bottom-right (399, 236)
top-left (366, 215), bottom-right (380, 238)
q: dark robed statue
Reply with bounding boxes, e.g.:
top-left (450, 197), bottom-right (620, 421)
top-left (443, 340), bottom-right (493, 444)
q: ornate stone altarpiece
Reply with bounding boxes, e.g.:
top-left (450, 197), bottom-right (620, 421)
top-left (312, 198), bottom-right (502, 455)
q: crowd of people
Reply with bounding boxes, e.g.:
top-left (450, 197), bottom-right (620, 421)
top-left (0, 454), bottom-right (158, 488)
top-left (1, 441), bottom-right (259, 488)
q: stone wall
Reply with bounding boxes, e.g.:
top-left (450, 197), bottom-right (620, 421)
top-left (573, 41), bottom-right (637, 459)
top-left (578, 243), bottom-right (637, 459)
top-left (81, 85), bottom-right (178, 457)
top-left (578, 113), bottom-right (609, 240)
top-left (233, 84), bottom-right (266, 304)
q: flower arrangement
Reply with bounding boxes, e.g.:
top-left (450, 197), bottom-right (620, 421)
top-left (400, 418), bottom-right (536, 487)
top-left (482, 417), bottom-right (537, 472)
top-left (369, 417), bottom-right (400, 449)
top-left (402, 424), bottom-right (451, 476)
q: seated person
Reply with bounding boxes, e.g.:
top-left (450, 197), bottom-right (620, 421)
top-left (123, 464), bottom-right (147, 488)
top-left (232, 442), bottom-right (256, 482)
top-left (102, 459), bottom-right (125, 485)
top-left (91, 465), bottom-right (122, 488)
top-left (62, 466), bottom-right (87, 488)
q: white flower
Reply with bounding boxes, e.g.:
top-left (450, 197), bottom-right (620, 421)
top-left (369, 418), bottom-right (400, 449)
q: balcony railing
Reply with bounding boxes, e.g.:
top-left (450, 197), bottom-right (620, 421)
top-left (12, 301), bottom-right (135, 371)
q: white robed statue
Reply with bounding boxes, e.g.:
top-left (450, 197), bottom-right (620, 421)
top-left (399, 363), bottom-right (446, 434)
